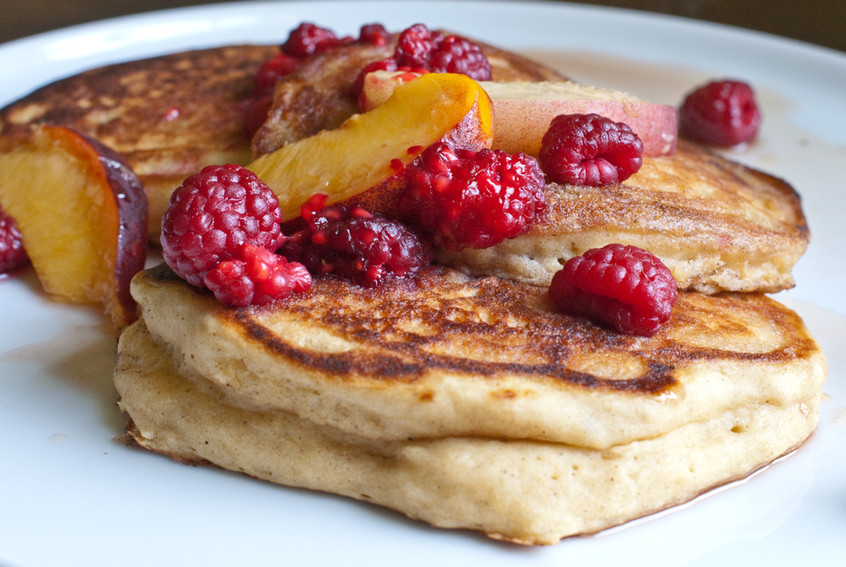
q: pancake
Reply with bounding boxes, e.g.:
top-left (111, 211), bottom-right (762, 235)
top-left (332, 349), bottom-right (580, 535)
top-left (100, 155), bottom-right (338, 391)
top-left (438, 140), bottom-right (810, 294)
top-left (0, 44), bottom-right (279, 240)
top-left (113, 263), bottom-right (826, 544)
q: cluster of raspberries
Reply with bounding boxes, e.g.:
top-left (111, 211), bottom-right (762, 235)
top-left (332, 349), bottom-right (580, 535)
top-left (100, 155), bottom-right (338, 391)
top-left (160, 21), bottom-right (682, 335)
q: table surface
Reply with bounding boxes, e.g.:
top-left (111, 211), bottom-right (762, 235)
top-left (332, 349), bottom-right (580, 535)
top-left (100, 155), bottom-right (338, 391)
top-left (2, 0), bottom-right (844, 54)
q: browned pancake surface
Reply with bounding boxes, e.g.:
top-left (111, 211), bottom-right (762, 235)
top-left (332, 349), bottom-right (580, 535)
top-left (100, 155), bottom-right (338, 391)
top-left (439, 141), bottom-right (809, 293)
top-left (133, 263), bottom-right (825, 449)
top-left (1, 44), bottom-right (279, 237)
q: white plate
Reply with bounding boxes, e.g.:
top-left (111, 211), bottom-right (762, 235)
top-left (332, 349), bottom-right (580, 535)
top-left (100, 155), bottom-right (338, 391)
top-left (1, 2), bottom-right (844, 566)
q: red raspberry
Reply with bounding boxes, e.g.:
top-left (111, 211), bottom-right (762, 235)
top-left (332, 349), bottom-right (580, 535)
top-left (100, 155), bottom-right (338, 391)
top-left (394, 24), bottom-right (435, 69)
top-left (427, 35), bottom-right (491, 79)
top-left (0, 204), bottom-right (28, 274)
top-left (400, 142), bottom-right (546, 250)
top-left (351, 24), bottom-right (490, 98)
top-left (242, 93), bottom-right (273, 138)
top-left (679, 79), bottom-right (761, 147)
top-left (253, 52), bottom-right (301, 96)
top-left (281, 23), bottom-right (345, 58)
top-left (394, 24), bottom-right (491, 80)
top-left (204, 243), bottom-right (311, 307)
top-left (549, 244), bottom-right (677, 336)
top-left (358, 23), bottom-right (391, 46)
top-left (161, 164), bottom-right (284, 288)
top-left (539, 113), bottom-right (644, 186)
top-left (281, 193), bottom-right (433, 287)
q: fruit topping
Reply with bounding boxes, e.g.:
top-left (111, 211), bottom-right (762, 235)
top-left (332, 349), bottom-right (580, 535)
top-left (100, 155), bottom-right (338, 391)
top-left (245, 52), bottom-right (302, 137)
top-left (161, 164), bottom-right (285, 288)
top-left (0, 125), bottom-right (147, 329)
top-left (204, 242), bottom-right (312, 307)
top-left (399, 141), bottom-right (546, 250)
top-left (281, 22), bottom-right (350, 58)
top-left (0, 204), bottom-right (28, 275)
top-left (254, 52), bottom-right (302, 96)
top-left (281, 193), bottom-right (432, 287)
top-left (548, 244), bottom-right (677, 336)
top-left (248, 72), bottom-right (493, 220)
top-left (679, 79), bottom-right (761, 147)
top-left (538, 113), bottom-right (644, 186)
top-left (247, 23), bottom-right (389, 137)
top-left (243, 94), bottom-right (275, 138)
top-left (360, 73), bottom-right (678, 157)
top-left (358, 23), bottom-right (391, 46)
top-left (352, 24), bottom-right (491, 96)
top-left (257, 22), bottom-right (391, 96)
top-left (395, 24), bottom-right (492, 80)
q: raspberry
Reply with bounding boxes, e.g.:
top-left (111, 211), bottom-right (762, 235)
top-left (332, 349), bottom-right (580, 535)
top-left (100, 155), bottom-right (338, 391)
top-left (394, 24), bottom-right (491, 80)
top-left (161, 164), bottom-right (285, 288)
top-left (281, 23), bottom-right (345, 58)
top-left (400, 142), bottom-right (546, 250)
top-left (204, 243), bottom-right (311, 307)
top-left (679, 79), bottom-right (761, 147)
top-left (351, 24), bottom-right (491, 98)
top-left (0, 204), bottom-right (28, 275)
top-left (242, 93), bottom-right (273, 138)
top-left (253, 52), bottom-right (301, 96)
top-left (549, 244), bottom-right (677, 336)
top-left (281, 193), bottom-right (433, 287)
top-left (394, 23), bottom-right (435, 68)
top-left (358, 23), bottom-right (391, 46)
top-left (427, 35), bottom-right (491, 79)
top-left (539, 114), bottom-right (644, 186)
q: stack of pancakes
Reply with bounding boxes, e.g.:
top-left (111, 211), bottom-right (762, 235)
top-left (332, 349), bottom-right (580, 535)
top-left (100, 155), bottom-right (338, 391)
top-left (117, 264), bottom-right (825, 544)
top-left (2, 31), bottom-right (827, 544)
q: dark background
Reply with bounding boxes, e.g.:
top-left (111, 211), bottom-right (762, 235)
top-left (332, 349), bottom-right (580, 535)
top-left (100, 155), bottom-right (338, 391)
top-left (2, 0), bottom-right (844, 53)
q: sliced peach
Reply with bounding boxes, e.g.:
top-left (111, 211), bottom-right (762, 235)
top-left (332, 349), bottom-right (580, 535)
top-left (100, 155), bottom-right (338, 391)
top-left (361, 71), bottom-right (678, 157)
top-left (247, 72), bottom-right (493, 221)
top-left (0, 125), bottom-right (148, 330)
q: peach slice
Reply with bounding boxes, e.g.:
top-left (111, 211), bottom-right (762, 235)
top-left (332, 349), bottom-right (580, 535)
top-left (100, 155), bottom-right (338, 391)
top-left (247, 72), bottom-right (493, 221)
top-left (0, 125), bottom-right (148, 330)
top-left (361, 71), bottom-right (678, 157)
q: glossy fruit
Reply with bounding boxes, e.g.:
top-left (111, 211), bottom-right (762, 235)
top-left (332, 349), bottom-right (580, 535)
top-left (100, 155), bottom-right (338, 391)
top-left (549, 244), bottom-right (677, 336)
top-left (281, 193), bottom-right (432, 287)
top-left (161, 164), bottom-right (285, 288)
top-left (679, 79), bottom-right (761, 147)
top-left (281, 22), bottom-right (347, 58)
top-left (253, 52), bottom-right (301, 96)
top-left (400, 142), bottom-right (546, 250)
top-left (360, 72), bottom-right (678, 157)
top-left (0, 125), bottom-right (147, 329)
top-left (539, 113), bottom-right (643, 186)
top-left (357, 23), bottom-right (391, 46)
top-left (394, 24), bottom-right (492, 80)
top-left (247, 72), bottom-right (494, 221)
top-left (204, 242), bottom-right (311, 307)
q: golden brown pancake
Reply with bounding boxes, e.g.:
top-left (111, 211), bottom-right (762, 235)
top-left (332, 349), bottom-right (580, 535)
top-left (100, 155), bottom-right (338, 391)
top-left (0, 44), bottom-right (279, 239)
top-left (113, 263), bottom-right (826, 544)
top-left (438, 140), bottom-right (809, 294)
